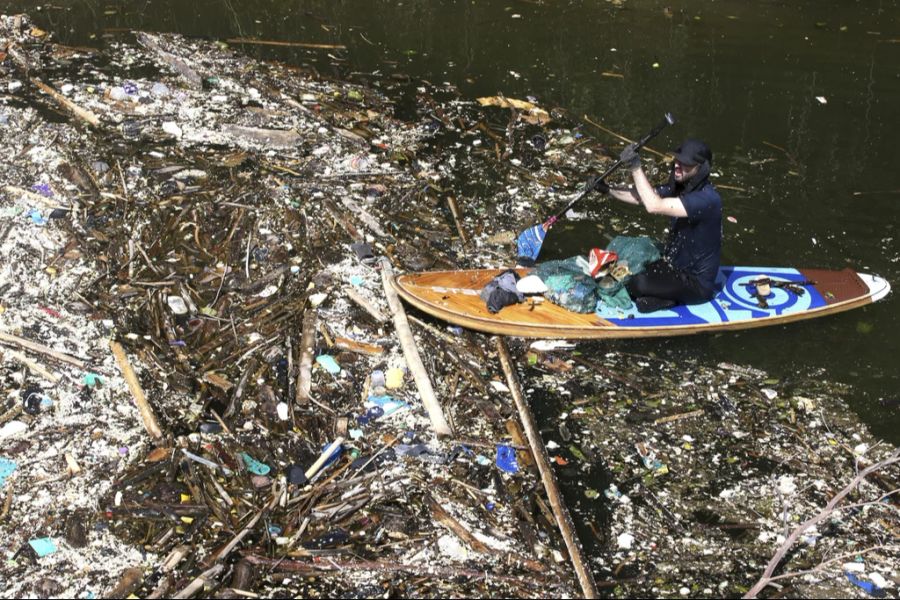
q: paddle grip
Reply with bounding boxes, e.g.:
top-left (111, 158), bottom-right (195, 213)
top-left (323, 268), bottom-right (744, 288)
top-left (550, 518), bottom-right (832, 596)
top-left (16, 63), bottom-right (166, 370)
top-left (550, 112), bottom-right (675, 222)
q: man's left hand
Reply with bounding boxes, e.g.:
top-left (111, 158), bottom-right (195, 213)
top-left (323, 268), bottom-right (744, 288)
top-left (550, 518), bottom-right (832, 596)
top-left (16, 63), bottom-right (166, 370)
top-left (584, 176), bottom-right (610, 194)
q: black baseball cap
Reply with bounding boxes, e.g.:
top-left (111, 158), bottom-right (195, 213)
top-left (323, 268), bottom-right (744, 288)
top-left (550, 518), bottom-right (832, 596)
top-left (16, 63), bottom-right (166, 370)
top-left (673, 138), bottom-right (712, 166)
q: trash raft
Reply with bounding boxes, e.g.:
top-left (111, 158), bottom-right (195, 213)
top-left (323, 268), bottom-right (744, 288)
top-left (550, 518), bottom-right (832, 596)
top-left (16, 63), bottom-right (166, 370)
top-left (0, 14), bottom-right (897, 599)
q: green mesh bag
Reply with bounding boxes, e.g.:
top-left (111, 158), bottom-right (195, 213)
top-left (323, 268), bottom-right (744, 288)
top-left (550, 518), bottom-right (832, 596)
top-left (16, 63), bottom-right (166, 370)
top-left (606, 235), bottom-right (661, 276)
top-left (534, 257), bottom-right (599, 313)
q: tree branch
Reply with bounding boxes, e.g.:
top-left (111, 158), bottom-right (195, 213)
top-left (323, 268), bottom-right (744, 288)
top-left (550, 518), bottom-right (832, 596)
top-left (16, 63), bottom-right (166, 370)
top-left (744, 450), bottom-right (900, 598)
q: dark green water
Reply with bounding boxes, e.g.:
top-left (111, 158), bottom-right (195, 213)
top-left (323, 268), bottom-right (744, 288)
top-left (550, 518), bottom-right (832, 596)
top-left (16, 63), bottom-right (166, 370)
top-left (11, 0), bottom-right (899, 441)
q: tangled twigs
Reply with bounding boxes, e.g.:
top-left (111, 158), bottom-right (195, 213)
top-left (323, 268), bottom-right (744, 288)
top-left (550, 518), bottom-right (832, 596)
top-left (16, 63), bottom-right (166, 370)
top-left (744, 449), bottom-right (900, 598)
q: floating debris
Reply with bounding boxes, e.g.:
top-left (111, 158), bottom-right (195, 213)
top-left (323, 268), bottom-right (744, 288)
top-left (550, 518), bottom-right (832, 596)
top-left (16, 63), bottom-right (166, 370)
top-left (0, 13), bottom-right (895, 600)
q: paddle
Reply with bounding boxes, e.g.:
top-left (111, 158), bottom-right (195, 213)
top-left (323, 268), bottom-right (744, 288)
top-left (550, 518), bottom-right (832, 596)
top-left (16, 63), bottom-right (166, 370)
top-left (516, 112), bottom-right (676, 265)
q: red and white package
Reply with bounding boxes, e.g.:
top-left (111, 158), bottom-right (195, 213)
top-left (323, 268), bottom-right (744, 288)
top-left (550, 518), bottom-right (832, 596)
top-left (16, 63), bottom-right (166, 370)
top-left (588, 248), bottom-right (618, 277)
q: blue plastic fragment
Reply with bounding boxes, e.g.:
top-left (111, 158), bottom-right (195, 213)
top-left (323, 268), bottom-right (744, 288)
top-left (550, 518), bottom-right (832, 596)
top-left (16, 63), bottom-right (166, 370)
top-left (368, 394), bottom-right (409, 417)
top-left (349, 275), bottom-right (365, 287)
top-left (315, 355), bottom-right (341, 374)
top-left (31, 183), bottom-right (53, 197)
top-left (845, 572), bottom-right (882, 596)
top-left (29, 537), bottom-right (58, 557)
top-left (496, 445), bottom-right (520, 473)
top-left (452, 444), bottom-right (474, 457)
top-left (268, 525), bottom-right (282, 536)
top-left (83, 373), bottom-right (104, 387)
top-left (0, 458), bottom-right (16, 488)
top-left (476, 454), bottom-right (492, 466)
top-left (240, 452), bottom-right (271, 476)
top-left (28, 209), bottom-right (48, 225)
top-left (485, 501), bottom-right (496, 512)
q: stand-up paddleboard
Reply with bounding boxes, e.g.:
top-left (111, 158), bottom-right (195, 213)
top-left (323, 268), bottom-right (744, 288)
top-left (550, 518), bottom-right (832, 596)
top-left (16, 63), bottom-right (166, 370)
top-left (393, 266), bottom-right (890, 339)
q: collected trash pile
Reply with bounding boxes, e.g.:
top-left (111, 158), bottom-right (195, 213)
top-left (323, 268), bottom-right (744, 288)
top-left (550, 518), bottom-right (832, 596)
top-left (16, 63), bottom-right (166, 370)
top-left (524, 349), bottom-right (899, 598)
top-left (1, 13), bottom-right (896, 600)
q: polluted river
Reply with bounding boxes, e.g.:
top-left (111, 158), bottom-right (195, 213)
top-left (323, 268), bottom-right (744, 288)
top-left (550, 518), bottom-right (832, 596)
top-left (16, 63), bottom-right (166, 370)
top-left (0, 2), bottom-right (898, 599)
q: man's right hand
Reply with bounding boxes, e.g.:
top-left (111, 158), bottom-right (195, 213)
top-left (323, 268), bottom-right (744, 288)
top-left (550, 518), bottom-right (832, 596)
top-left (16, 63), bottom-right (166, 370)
top-left (619, 143), bottom-right (641, 170)
top-left (585, 176), bottom-right (610, 194)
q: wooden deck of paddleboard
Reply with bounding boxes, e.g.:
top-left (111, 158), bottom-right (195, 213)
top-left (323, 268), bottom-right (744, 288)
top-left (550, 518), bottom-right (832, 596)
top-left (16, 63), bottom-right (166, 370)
top-left (392, 267), bottom-right (882, 339)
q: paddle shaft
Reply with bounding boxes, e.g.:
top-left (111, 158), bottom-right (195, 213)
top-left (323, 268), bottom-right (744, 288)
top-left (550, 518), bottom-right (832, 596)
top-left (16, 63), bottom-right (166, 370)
top-left (547, 113), bottom-right (675, 224)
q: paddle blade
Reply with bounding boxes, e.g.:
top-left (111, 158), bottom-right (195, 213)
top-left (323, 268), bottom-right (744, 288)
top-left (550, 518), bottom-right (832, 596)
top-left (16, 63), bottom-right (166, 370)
top-left (516, 224), bottom-right (546, 264)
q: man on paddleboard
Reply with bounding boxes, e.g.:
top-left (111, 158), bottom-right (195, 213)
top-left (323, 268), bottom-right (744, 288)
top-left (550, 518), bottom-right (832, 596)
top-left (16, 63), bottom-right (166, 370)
top-left (596, 138), bottom-right (722, 313)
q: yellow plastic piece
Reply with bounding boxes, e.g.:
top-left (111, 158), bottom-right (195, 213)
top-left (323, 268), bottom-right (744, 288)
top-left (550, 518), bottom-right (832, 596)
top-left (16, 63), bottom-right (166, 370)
top-left (385, 367), bottom-right (404, 389)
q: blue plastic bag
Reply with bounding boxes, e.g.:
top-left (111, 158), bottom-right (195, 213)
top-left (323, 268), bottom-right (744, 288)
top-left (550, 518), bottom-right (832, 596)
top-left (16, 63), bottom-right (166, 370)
top-left (496, 445), bottom-right (520, 473)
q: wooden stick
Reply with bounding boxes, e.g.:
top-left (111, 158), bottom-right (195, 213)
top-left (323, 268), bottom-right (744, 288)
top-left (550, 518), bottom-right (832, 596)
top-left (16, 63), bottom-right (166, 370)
top-left (380, 258), bottom-right (452, 436)
top-left (4, 185), bottom-right (70, 210)
top-left (305, 437), bottom-right (345, 480)
top-left (345, 288), bottom-right (388, 323)
top-left (210, 502), bottom-right (272, 564)
top-left (496, 338), bottom-right (599, 598)
top-left (429, 497), bottom-right (490, 553)
top-left (226, 38), bottom-right (347, 50)
top-left (0, 485), bottom-right (12, 521)
top-left (6, 350), bottom-right (60, 383)
top-left (30, 78), bottom-right (101, 127)
top-left (333, 336), bottom-right (383, 356)
top-left (0, 331), bottom-right (86, 368)
top-left (446, 196), bottom-right (469, 246)
top-left (583, 114), bottom-right (666, 159)
top-left (0, 404), bottom-right (23, 427)
top-left (653, 408), bottom-right (704, 425)
top-left (172, 564), bottom-right (224, 599)
top-left (241, 554), bottom-right (551, 587)
top-left (110, 341), bottom-right (163, 440)
top-left (295, 309), bottom-right (317, 405)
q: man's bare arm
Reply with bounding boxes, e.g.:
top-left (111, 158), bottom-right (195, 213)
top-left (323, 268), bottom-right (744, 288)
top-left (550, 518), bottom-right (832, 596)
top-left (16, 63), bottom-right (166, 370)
top-left (630, 167), bottom-right (688, 218)
top-left (607, 187), bottom-right (641, 205)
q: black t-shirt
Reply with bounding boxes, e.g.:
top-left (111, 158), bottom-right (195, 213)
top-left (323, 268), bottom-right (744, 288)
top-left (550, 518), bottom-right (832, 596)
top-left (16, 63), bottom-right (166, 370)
top-left (656, 180), bottom-right (722, 295)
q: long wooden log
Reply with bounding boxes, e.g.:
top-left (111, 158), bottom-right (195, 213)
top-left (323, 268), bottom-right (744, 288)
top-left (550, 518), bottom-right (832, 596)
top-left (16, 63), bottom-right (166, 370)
top-left (110, 341), bottom-right (163, 440)
top-left (380, 258), bottom-right (452, 436)
top-left (496, 338), bottom-right (599, 598)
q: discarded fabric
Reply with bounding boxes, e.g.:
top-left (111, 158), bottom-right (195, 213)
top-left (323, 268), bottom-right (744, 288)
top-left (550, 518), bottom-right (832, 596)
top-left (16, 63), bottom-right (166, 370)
top-left (480, 269), bottom-right (524, 313)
